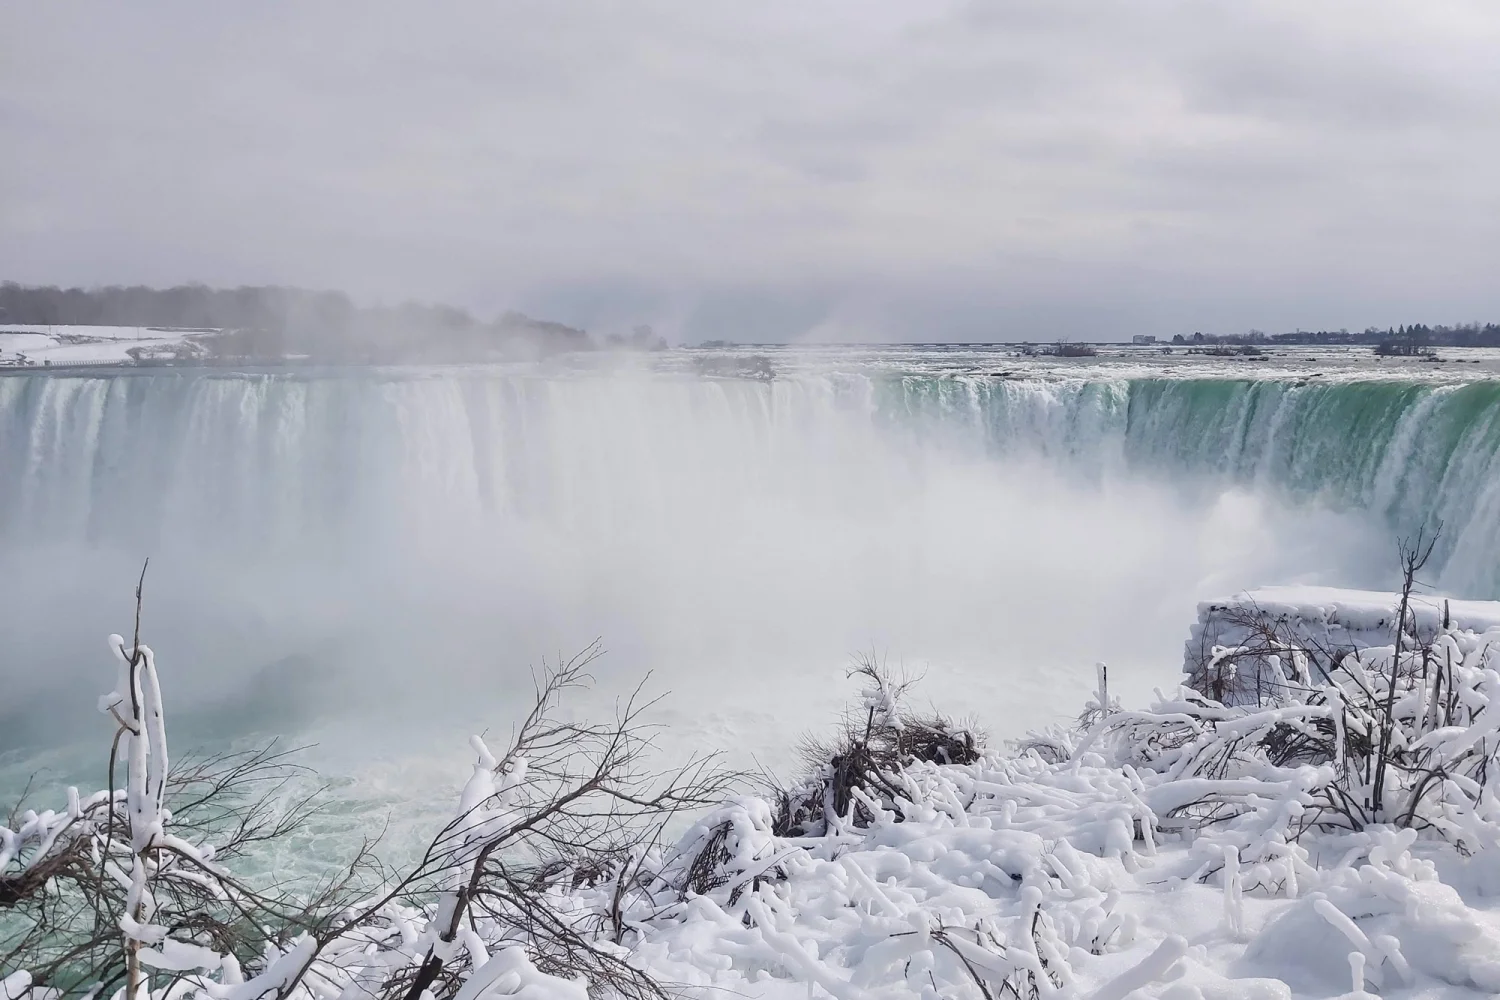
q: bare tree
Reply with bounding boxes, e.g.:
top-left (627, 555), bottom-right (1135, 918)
top-left (4, 593), bottom-right (738, 1000)
top-left (1370, 526), bottom-right (1440, 819)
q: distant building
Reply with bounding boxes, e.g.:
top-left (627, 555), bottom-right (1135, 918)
top-left (1132, 335), bottom-right (1157, 345)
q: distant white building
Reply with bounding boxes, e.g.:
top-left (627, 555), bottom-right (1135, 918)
top-left (1132, 334), bottom-right (1157, 345)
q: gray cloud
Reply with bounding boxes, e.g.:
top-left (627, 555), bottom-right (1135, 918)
top-left (2, 0), bottom-right (1498, 340)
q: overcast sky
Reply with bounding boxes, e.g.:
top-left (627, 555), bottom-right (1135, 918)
top-left (3, 2), bottom-right (1499, 342)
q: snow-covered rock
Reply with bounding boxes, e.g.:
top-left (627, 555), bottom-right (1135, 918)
top-left (1184, 586), bottom-right (1500, 704)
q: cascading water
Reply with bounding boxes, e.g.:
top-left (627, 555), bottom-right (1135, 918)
top-left (1, 364), bottom-right (1496, 819)
top-left (879, 374), bottom-right (1500, 593)
top-left (8, 371), bottom-right (1496, 567)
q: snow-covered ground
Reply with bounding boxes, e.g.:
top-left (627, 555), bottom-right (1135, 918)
top-left (9, 590), bottom-right (1500, 1000)
top-left (0, 324), bottom-right (212, 366)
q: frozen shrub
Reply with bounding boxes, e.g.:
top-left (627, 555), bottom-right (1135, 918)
top-left (773, 657), bottom-right (983, 836)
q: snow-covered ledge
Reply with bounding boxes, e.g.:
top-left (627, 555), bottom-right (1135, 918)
top-left (1184, 586), bottom-right (1500, 705)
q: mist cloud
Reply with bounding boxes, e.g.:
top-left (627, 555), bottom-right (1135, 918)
top-left (3, 1), bottom-right (1498, 340)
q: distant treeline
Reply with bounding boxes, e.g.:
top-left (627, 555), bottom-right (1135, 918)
top-left (0, 282), bottom-right (593, 361)
top-left (1172, 323), bottom-right (1500, 348)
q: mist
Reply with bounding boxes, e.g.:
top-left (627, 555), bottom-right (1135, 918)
top-left (0, 368), bottom-right (1394, 783)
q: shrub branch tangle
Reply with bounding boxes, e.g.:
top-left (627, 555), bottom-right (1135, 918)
top-left (1, 579), bottom-right (736, 1000)
top-left (1088, 525), bottom-right (1500, 850)
top-left (775, 657), bottom-right (981, 836)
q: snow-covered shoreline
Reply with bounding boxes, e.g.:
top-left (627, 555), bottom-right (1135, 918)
top-left (0, 325), bottom-right (215, 367)
top-left (5, 332), bottom-right (1500, 383)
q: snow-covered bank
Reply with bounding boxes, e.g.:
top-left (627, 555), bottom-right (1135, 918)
top-left (0, 325), bottom-right (214, 366)
top-left (1187, 587), bottom-right (1500, 705)
top-left (8, 591), bottom-right (1500, 1000)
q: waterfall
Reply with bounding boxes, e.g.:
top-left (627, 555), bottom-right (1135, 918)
top-left (1, 366), bottom-right (1494, 759)
top-left (5, 372), bottom-right (1497, 584)
top-left (876, 375), bottom-right (1500, 594)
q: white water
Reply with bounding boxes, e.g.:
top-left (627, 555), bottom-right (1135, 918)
top-left (5, 358), bottom-right (1495, 863)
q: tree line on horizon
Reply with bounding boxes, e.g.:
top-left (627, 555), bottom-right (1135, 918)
top-left (8, 280), bottom-right (1496, 356)
top-left (0, 281), bottom-right (594, 362)
top-left (1171, 322), bottom-right (1500, 348)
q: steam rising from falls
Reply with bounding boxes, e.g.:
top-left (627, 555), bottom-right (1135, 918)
top-left (2, 368), bottom-right (1496, 794)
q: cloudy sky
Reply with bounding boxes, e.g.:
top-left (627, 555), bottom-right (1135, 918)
top-left (3, 1), bottom-right (1499, 341)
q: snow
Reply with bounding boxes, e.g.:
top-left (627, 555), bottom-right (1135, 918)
top-left (1, 972), bottom-right (32, 1000)
top-left (12, 605), bottom-right (1500, 1000)
top-left (1186, 586), bottom-right (1500, 704)
top-left (1201, 586), bottom-right (1500, 640)
top-left (0, 325), bottom-right (198, 342)
top-left (663, 343), bottom-right (1500, 385)
top-left (0, 325), bottom-right (213, 366)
